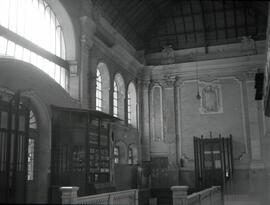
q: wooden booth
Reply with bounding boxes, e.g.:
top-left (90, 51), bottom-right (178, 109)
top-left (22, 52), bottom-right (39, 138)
top-left (50, 106), bottom-right (120, 202)
top-left (193, 133), bottom-right (234, 189)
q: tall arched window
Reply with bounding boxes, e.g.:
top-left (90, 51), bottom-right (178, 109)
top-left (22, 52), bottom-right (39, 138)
top-left (113, 81), bottom-right (118, 117)
top-left (28, 110), bottom-right (38, 181)
top-left (96, 69), bottom-right (102, 111)
top-left (96, 62), bottom-right (110, 113)
top-left (113, 73), bottom-right (125, 119)
top-left (127, 82), bottom-right (137, 127)
top-left (0, 0), bottom-right (68, 89)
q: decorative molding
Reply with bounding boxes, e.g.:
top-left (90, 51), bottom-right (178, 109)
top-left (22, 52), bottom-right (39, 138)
top-left (161, 75), bottom-right (176, 88)
top-left (199, 81), bottom-right (223, 114)
top-left (149, 79), bottom-right (162, 90)
top-left (161, 45), bottom-right (175, 64)
top-left (80, 35), bottom-right (94, 51)
top-left (174, 77), bottom-right (184, 88)
top-left (68, 60), bottom-right (78, 76)
top-left (234, 71), bottom-right (255, 82)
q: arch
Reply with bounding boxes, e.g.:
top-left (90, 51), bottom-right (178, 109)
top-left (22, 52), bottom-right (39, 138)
top-left (128, 144), bottom-right (138, 165)
top-left (114, 140), bottom-right (127, 164)
top-left (45, 0), bottom-right (76, 60)
top-left (113, 73), bottom-right (125, 120)
top-left (96, 62), bottom-right (110, 113)
top-left (0, 0), bottom-right (77, 90)
top-left (127, 81), bottom-right (137, 127)
top-left (0, 87), bottom-right (51, 203)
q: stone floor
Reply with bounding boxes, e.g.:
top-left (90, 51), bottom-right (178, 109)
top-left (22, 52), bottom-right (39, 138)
top-left (223, 170), bottom-right (270, 205)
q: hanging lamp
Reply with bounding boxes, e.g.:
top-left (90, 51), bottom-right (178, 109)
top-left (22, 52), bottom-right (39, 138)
top-left (195, 53), bottom-right (201, 100)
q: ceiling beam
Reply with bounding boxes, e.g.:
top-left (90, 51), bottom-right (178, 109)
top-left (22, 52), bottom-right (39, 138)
top-left (143, 0), bottom-right (161, 22)
top-left (108, 0), bottom-right (144, 42)
top-left (150, 24), bottom-right (257, 39)
top-left (243, 1), bottom-right (248, 36)
top-left (211, 0), bottom-right (218, 41)
top-left (179, 1), bottom-right (188, 44)
top-left (199, 0), bottom-right (207, 48)
top-left (154, 6), bottom-right (246, 20)
top-left (233, 0), bottom-right (238, 37)
top-left (190, 1), bottom-right (198, 43)
top-left (222, 0), bottom-right (228, 39)
top-left (169, 1), bottom-right (180, 49)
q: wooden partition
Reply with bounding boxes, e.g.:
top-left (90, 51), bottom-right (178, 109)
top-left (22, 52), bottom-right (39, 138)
top-left (194, 133), bottom-right (233, 189)
top-left (51, 106), bottom-right (120, 200)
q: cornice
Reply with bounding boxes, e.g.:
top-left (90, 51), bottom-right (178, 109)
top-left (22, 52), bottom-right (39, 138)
top-left (142, 54), bottom-right (265, 81)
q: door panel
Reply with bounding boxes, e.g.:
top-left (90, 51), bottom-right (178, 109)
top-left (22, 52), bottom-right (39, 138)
top-left (0, 92), bottom-right (30, 204)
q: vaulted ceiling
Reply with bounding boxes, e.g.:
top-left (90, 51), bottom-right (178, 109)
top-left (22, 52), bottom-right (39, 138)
top-left (92, 0), bottom-right (268, 54)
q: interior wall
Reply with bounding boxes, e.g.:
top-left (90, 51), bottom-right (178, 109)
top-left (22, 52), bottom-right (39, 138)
top-left (140, 48), bottom-right (266, 189)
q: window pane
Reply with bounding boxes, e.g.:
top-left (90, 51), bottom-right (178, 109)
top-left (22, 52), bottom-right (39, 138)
top-left (0, 0), bottom-right (68, 90)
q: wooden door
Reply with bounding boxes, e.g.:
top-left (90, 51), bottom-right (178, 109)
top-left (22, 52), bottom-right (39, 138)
top-left (0, 92), bottom-right (30, 204)
top-left (203, 139), bottom-right (223, 187)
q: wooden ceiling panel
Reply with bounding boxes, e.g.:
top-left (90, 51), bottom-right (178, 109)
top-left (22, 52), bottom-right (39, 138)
top-left (92, 0), bottom-right (267, 52)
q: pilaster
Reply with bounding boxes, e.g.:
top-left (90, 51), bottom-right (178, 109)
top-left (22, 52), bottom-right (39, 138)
top-left (79, 16), bottom-right (96, 109)
top-left (174, 76), bottom-right (184, 166)
top-left (139, 80), bottom-right (151, 161)
top-left (235, 72), bottom-right (252, 163)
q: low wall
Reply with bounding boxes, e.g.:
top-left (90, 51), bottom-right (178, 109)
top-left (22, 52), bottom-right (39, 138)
top-left (59, 187), bottom-right (138, 205)
top-left (171, 186), bottom-right (223, 205)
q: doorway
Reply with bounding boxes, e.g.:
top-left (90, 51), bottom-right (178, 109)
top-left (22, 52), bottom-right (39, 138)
top-left (0, 91), bottom-right (30, 203)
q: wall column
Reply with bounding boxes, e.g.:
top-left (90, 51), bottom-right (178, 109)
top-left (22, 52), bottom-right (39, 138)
top-left (139, 80), bottom-right (150, 161)
top-left (174, 77), bottom-right (183, 166)
top-left (236, 73), bottom-right (252, 164)
top-left (79, 16), bottom-right (96, 109)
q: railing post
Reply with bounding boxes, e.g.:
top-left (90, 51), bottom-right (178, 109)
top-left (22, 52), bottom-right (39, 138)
top-left (171, 186), bottom-right (189, 205)
top-left (59, 186), bottom-right (79, 204)
top-left (134, 189), bottom-right (139, 205)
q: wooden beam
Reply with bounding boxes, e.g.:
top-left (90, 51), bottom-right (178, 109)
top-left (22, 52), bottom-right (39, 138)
top-left (179, 1), bottom-right (188, 44)
top-left (170, 3), bottom-right (180, 49)
top-left (222, 0), bottom-right (228, 39)
top-left (157, 6), bottom-right (245, 20)
top-left (199, 0), bottom-right (207, 46)
top-left (233, 0), bottom-right (238, 37)
top-left (255, 8), bottom-right (258, 36)
top-left (0, 25), bottom-right (69, 69)
top-left (109, 0), bottom-right (143, 42)
top-left (143, 0), bottom-right (161, 23)
top-left (243, 1), bottom-right (248, 36)
top-left (211, 0), bottom-right (218, 41)
top-left (190, 1), bottom-right (198, 43)
top-left (150, 24), bottom-right (254, 39)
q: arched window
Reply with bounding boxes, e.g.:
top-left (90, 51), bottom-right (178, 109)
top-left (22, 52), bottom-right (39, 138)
top-left (128, 147), bottom-right (133, 165)
top-left (96, 62), bottom-right (110, 113)
top-left (114, 146), bottom-right (119, 164)
top-left (113, 81), bottom-right (118, 117)
top-left (113, 73), bottom-right (125, 119)
top-left (96, 69), bottom-right (102, 111)
top-left (127, 82), bottom-right (137, 127)
top-left (128, 144), bottom-right (138, 165)
top-left (114, 141), bottom-right (128, 164)
top-left (0, 0), bottom-right (68, 89)
top-left (28, 110), bottom-right (38, 181)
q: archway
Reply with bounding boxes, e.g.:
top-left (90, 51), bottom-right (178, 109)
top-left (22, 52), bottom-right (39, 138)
top-left (0, 88), bottom-right (51, 204)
